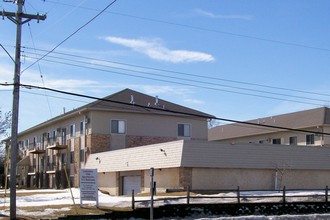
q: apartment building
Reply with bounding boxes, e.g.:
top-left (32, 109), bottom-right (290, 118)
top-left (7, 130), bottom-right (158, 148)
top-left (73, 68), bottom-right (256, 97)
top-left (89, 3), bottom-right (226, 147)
top-left (208, 107), bottom-right (330, 146)
top-left (10, 88), bottom-right (212, 189)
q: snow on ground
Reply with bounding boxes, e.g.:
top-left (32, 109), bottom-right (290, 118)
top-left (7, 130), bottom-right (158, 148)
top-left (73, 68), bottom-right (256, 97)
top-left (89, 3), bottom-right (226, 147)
top-left (0, 189), bottom-right (330, 219)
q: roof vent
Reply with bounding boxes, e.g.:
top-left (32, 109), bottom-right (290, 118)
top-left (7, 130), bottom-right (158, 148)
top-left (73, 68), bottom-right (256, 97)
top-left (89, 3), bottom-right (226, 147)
top-left (130, 94), bottom-right (135, 104)
top-left (155, 96), bottom-right (159, 106)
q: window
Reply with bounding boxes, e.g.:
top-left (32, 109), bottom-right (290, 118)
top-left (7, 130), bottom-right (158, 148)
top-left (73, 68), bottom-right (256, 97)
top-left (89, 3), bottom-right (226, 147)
top-left (61, 153), bottom-right (67, 165)
top-left (33, 137), bottom-right (37, 147)
top-left (80, 121), bottom-right (84, 135)
top-left (178, 123), bottom-right (191, 137)
top-left (289, 136), bottom-right (297, 145)
top-left (62, 128), bottom-right (66, 145)
top-left (111, 120), bottom-right (126, 134)
top-left (306, 134), bottom-right (315, 145)
top-left (25, 139), bottom-right (29, 149)
top-left (70, 124), bottom-right (75, 138)
top-left (80, 149), bottom-right (84, 162)
top-left (53, 130), bottom-right (56, 141)
top-left (70, 176), bottom-right (74, 187)
top-left (272, 138), bottom-right (281, 144)
top-left (40, 134), bottom-right (45, 148)
top-left (70, 151), bottom-right (74, 164)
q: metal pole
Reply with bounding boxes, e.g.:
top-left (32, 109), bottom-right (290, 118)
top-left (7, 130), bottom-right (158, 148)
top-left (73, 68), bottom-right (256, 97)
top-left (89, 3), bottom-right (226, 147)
top-left (10, 1), bottom-right (23, 218)
top-left (150, 167), bottom-right (154, 220)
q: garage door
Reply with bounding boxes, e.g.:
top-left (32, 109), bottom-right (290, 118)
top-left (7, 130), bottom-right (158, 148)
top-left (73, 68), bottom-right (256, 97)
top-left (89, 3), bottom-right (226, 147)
top-left (123, 176), bottom-right (141, 195)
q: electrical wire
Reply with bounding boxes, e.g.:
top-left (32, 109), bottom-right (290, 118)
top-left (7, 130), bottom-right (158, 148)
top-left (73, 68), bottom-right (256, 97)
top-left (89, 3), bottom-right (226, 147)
top-left (26, 21), bottom-right (53, 117)
top-left (43, 0), bottom-right (330, 53)
top-left (21, 46), bottom-right (330, 99)
top-left (21, 52), bottom-right (328, 107)
top-left (0, 43), bottom-right (15, 63)
top-left (20, 0), bottom-right (118, 74)
top-left (1, 82), bottom-right (329, 136)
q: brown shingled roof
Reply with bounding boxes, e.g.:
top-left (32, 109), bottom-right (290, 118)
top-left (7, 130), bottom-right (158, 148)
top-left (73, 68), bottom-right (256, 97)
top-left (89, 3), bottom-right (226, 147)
top-left (209, 107), bottom-right (330, 141)
top-left (86, 88), bottom-right (214, 118)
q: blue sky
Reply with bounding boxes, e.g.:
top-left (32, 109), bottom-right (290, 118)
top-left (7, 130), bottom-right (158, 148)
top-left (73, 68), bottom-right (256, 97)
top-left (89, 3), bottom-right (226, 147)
top-left (1, 0), bottom-right (330, 132)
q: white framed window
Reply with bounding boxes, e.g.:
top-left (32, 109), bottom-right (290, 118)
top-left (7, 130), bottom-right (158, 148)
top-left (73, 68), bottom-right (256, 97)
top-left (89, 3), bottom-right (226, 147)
top-left (306, 134), bottom-right (315, 145)
top-left (272, 138), bottom-right (281, 145)
top-left (33, 136), bottom-right (37, 147)
top-left (80, 121), bottom-right (84, 135)
top-left (25, 139), bottom-right (29, 149)
top-left (70, 124), bottom-right (75, 138)
top-left (62, 128), bottom-right (67, 145)
top-left (80, 149), bottom-right (84, 162)
top-left (53, 130), bottom-right (56, 142)
top-left (289, 136), bottom-right (297, 145)
top-left (70, 151), bottom-right (74, 164)
top-left (111, 119), bottom-right (126, 134)
top-left (178, 123), bottom-right (191, 137)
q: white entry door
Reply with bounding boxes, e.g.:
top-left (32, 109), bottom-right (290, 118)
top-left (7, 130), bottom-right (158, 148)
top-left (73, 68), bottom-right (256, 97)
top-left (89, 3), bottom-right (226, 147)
top-left (123, 176), bottom-right (141, 195)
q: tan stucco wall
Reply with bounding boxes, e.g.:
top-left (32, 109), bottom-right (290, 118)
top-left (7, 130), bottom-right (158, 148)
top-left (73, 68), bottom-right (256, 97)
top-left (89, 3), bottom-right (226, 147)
top-left (192, 168), bottom-right (330, 190)
top-left (98, 172), bottom-right (118, 195)
top-left (90, 111), bottom-right (208, 140)
top-left (143, 168), bottom-right (181, 193)
top-left (192, 168), bottom-right (273, 190)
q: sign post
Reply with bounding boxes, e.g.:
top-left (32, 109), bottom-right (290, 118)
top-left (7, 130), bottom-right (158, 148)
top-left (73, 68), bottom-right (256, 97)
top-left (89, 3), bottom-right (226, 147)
top-left (79, 169), bottom-right (99, 208)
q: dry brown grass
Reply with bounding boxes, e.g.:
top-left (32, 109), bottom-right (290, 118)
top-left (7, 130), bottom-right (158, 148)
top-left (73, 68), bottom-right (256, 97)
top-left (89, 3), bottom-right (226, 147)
top-left (0, 190), bottom-right (192, 219)
top-left (0, 204), bottom-right (130, 219)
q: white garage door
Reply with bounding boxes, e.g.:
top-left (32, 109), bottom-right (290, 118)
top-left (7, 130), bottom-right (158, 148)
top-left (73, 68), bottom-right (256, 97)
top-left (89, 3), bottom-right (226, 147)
top-left (123, 176), bottom-right (141, 195)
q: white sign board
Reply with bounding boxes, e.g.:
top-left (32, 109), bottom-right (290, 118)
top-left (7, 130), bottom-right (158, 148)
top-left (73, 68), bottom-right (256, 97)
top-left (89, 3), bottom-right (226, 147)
top-left (79, 169), bottom-right (99, 207)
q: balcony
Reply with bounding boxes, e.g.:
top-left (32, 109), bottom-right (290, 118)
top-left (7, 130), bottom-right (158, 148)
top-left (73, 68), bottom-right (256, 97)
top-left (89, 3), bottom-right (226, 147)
top-left (28, 143), bottom-right (46, 154)
top-left (46, 138), bottom-right (68, 150)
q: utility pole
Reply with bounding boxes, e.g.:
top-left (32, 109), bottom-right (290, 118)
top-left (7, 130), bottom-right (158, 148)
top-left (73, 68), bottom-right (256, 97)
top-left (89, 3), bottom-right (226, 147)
top-left (1, 1), bottom-right (46, 219)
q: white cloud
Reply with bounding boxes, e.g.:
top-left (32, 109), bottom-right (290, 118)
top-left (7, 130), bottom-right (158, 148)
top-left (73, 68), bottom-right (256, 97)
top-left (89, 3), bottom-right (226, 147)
top-left (184, 98), bottom-right (204, 105)
top-left (104, 36), bottom-right (215, 63)
top-left (0, 63), bottom-right (14, 92)
top-left (140, 85), bottom-right (193, 96)
top-left (193, 9), bottom-right (253, 20)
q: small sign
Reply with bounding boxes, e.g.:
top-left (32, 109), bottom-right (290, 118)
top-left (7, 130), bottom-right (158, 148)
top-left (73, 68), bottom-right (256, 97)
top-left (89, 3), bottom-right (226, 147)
top-left (79, 169), bottom-right (99, 207)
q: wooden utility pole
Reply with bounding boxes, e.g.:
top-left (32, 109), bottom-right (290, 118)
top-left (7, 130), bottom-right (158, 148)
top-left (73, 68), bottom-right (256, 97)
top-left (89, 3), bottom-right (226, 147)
top-left (1, 1), bottom-right (46, 219)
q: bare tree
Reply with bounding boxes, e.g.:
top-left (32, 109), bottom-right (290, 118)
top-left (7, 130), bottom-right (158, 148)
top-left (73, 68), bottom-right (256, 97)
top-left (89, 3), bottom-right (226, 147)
top-left (0, 108), bottom-right (11, 176)
top-left (0, 108), bottom-right (11, 138)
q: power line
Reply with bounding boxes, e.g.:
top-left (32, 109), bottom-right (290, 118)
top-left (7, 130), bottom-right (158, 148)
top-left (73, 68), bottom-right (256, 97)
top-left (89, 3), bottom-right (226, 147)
top-left (0, 43), bottom-right (15, 63)
top-left (21, 46), bottom-right (330, 99)
top-left (26, 21), bottom-right (53, 117)
top-left (42, 0), bottom-right (330, 53)
top-left (20, 0), bottom-right (118, 74)
top-left (1, 82), bottom-right (328, 136)
top-left (21, 52), bottom-right (328, 107)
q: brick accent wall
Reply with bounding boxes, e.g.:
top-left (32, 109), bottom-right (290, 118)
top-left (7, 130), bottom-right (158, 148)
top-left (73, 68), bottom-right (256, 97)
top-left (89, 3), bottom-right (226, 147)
top-left (126, 135), bottom-right (177, 148)
top-left (89, 134), bottom-right (111, 153)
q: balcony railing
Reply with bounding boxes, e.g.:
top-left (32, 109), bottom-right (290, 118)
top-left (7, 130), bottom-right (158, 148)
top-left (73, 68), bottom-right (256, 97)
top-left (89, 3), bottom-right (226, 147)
top-left (46, 162), bottom-right (56, 172)
top-left (28, 165), bottom-right (36, 174)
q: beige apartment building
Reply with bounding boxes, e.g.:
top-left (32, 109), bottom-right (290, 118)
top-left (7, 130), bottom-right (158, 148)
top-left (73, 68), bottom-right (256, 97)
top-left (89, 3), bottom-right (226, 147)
top-left (7, 96), bottom-right (330, 195)
top-left (9, 88), bottom-right (212, 189)
top-left (208, 107), bottom-right (330, 146)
